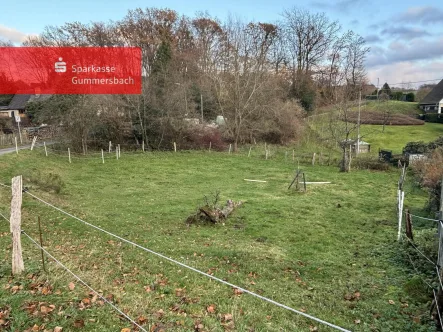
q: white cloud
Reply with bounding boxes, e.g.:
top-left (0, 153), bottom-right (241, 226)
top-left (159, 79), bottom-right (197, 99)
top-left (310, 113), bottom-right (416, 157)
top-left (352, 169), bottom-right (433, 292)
top-left (399, 6), bottom-right (443, 25)
top-left (365, 37), bottom-right (443, 67)
top-left (0, 24), bottom-right (30, 44)
top-left (367, 61), bottom-right (443, 87)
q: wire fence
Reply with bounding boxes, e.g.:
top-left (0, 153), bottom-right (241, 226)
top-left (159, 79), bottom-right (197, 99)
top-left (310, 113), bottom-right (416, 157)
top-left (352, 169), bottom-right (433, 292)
top-left (22, 231), bottom-right (147, 332)
top-left (397, 167), bottom-right (443, 329)
top-left (15, 137), bottom-right (337, 167)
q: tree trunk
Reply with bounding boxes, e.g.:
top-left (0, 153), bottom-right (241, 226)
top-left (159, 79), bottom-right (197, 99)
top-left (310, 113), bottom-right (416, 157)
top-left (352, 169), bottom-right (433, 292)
top-left (340, 146), bottom-right (350, 172)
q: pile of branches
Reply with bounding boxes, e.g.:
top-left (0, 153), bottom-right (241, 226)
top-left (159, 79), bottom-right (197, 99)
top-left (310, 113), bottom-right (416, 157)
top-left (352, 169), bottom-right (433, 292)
top-left (186, 191), bottom-right (243, 225)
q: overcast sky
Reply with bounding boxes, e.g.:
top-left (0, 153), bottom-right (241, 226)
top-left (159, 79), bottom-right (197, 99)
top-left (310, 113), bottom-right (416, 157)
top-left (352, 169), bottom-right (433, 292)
top-left (1, 0), bottom-right (442, 88)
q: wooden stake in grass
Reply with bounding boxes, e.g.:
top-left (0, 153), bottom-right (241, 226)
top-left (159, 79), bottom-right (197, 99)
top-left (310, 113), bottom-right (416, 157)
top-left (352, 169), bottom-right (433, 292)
top-left (312, 153), bottom-right (316, 166)
top-left (209, 141), bottom-right (211, 152)
top-left (37, 216), bottom-right (47, 273)
top-left (10, 175), bottom-right (24, 275)
top-left (30, 136), bottom-right (37, 151)
top-left (302, 172), bottom-right (307, 192)
top-left (292, 149), bottom-right (295, 161)
top-left (248, 146), bottom-right (252, 157)
top-left (229, 144), bottom-right (232, 154)
top-left (174, 142), bottom-right (177, 153)
top-left (265, 149), bottom-right (268, 160)
top-left (109, 141), bottom-right (112, 153)
top-left (405, 209), bottom-right (413, 241)
top-left (44, 142), bottom-right (48, 157)
top-left (118, 144), bottom-right (121, 158)
top-left (15, 137), bottom-right (18, 154)
top-left (68, 148), bottom-right (71, 164)
top-left (101, 149), bottom-right (104, 164)
top-left (116, 146), bottom-right (118, 160)
top-left (142, 140), bottom-right (145, 152)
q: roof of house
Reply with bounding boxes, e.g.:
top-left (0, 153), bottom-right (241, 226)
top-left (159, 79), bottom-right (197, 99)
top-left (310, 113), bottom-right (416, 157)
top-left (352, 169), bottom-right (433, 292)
top-left (7, 93), bottom-right (52, 110)
top-left (420, 79), bottom-right (443, 105)
top-left (7, 94), bottom-right (33, 110)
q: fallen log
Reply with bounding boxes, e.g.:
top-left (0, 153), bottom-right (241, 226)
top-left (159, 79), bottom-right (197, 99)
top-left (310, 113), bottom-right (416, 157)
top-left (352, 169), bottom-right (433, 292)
top-left (187, 199), bottom-right (243, 224)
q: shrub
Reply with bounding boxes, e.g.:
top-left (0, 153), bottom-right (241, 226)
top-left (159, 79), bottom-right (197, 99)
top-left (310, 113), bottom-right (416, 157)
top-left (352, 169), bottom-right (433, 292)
top-left (406, 92), bottom-right (415, 102)
top-left (411, 148), bottom-right (443, 211)
top-left (352, 155), bottom-right (390, 171)
top-left (181, 126), bottom-right (227, 151)
top-left (423, 114), bottom-right (443, 124)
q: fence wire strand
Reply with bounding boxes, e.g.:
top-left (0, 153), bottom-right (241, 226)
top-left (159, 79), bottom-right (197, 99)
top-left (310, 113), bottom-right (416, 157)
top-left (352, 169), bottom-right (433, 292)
top-left (22, 231), bottom-right (147, 332)
top-left (402, 234), bottom-right (437, 267)
top-left (406, 212), bottom-right (439, 223)
top-left (0, 211), bottom-right (8, 222)
top-left (24, 190), bottom-right (351, 332)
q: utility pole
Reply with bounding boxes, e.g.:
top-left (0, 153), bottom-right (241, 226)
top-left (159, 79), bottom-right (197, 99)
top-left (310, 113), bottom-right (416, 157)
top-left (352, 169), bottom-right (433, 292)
top-left (357, 89), bottom-right (361, 155)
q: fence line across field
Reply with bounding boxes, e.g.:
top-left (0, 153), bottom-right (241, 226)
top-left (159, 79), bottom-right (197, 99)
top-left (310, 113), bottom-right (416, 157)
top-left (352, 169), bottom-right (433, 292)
top-left (22, 189), bottom-right (350, 332)
top-left (396, 168), bottom-right (443, 328)
top-left (22, 231), bottom-right (147, 332)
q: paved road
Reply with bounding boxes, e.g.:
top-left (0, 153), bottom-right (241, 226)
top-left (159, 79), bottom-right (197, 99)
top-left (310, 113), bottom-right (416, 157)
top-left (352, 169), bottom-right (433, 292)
top-left (0, 142), bottom-right (47, 156)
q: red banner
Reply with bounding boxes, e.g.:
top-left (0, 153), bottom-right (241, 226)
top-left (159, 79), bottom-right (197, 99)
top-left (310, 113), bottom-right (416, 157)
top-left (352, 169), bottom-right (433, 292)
top-left (0, 47), bottom-right (141, 94)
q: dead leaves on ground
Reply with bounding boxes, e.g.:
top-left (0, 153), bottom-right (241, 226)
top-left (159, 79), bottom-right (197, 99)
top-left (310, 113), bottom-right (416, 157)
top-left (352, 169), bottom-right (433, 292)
top-left (344, 291), bottom-right (361, 302)
top-left (0, 306), bottom-right (11, 329)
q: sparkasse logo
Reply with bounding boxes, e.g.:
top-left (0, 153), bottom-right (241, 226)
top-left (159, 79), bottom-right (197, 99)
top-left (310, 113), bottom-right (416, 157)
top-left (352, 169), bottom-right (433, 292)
top-left (55, 57), bottom-right (66, 73)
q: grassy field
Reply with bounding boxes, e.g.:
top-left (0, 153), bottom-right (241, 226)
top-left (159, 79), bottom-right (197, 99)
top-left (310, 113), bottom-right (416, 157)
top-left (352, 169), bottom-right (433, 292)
top-left (358, 101), bottom-right (420, 116)
top-left (360, 123), bottom-right (443, 154)
top-left (0, 147), bottom-right (437, 331)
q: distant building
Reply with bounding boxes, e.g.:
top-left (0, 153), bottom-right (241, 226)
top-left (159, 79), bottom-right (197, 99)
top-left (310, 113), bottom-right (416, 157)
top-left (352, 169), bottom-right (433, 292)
top-left (420, 79), bottom-right (443, 113)
top-left (0, 93), bottom-right (51, 126)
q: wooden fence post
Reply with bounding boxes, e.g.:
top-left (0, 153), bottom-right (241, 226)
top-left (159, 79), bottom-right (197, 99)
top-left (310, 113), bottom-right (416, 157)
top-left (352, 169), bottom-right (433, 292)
top-left (68, 148), bottom-right (71, 164)
top-left (248, 147), bottom-right (252, 157)
top-left (44, 142), bottom-right (48, 157)
top-left (10, 175), bottom-right (24, 275)
top-left (109, 141), bottom-right (112, 153)
top-left (101, 149), bottom-right (104, 164)
top-left (229, 144), bottom-right (232, 154)
top-left (209, 142), bottom-right (211, 152)
top-left (118, 144), bottom-right (121, 158)
top-left (30, 136), bottom-right (37, 151)
top-left (405, 209), bottom-right (413, 241)
top-left (292, 150), bottom-right (295, 161)
top-left (142, 140), bottom-right (145, 152)
top-left (312, 153), bottom-right (316, 166)
top-left (174, 142), bottom-right (177, 153)
top-left (15, 137), bottom-right (18, 154)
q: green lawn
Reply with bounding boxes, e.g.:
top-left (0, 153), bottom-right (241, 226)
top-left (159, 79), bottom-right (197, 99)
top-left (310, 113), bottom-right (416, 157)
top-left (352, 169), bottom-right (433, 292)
top-left (360, 123), bottom-right (443, 154)
top-left (0, 148), bottom-right (435, 331)
top-left (359, 101), bottom-right (420, 116)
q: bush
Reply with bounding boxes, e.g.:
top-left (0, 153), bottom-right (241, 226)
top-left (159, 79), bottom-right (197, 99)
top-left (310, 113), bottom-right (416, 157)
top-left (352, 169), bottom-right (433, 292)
top-left (352, 155), bottom-right (390, 171)
top-left (423, 114), bottom-right (443, 124)
top-left (181, 126), bottom-right (227, 151)
top-left (406, 92), bottom-right (415, 102)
